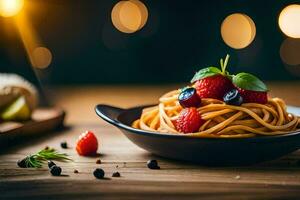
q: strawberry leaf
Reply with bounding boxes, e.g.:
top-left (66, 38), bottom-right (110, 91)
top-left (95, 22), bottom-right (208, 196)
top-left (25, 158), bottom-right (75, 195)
top-left (191, 67), bottom-right (221, 83)
top-left (233, 72), bottom-right (268, 92)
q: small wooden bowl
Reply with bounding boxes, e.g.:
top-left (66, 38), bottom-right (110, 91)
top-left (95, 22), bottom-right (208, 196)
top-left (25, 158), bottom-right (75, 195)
top-left (0, 107), bottom-right (65, 146)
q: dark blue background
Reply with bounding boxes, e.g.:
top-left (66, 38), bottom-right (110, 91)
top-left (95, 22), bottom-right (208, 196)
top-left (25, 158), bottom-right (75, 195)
top-left (0, 0), bottom-right (299, 85)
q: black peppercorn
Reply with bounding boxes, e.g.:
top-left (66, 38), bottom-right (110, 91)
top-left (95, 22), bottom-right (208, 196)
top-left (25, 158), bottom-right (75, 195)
top-left (60, 141), bottom-right (68, 149)
top-left (50, 165), bottom-right (62, 176)
top-left (93, 168), bottom-right (105, 179)
top-left (17, 158), bottom-right (27, 168)
top-left (47, 160), bottom-right (56, 169)
top-left (147, 160), bottom-right (160, 169)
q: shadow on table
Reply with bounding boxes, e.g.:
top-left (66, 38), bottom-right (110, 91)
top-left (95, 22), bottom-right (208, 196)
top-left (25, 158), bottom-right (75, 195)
top-left (149, 151), bottom-right (300, 170)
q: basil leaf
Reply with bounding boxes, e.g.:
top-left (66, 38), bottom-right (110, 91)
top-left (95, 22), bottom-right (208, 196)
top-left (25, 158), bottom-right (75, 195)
top-left (233, 72), bottom-right (268, 92)
top-left (191, 67), bottom-right (221, 83)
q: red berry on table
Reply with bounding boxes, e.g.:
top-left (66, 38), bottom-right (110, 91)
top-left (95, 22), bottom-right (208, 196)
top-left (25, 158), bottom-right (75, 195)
top-left (175, 107), bottom-right (204, 133)
top-left (237, 88), bottom-right (268, 104)
top-left (194, 74), bottom-right (234, 100)
top-left (178, 87), bottom-right (201, 108)
top-left (76, 131), bottom-right (98, 156)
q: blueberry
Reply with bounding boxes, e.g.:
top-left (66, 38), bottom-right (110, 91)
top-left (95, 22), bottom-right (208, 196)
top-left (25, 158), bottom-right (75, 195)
top-left (178, 88), bottom-right (201, 108)
top-left (50, 165), bottom-right (62, 176)
top-left (223, 89), bottom-right (243, 106)
top-left (47, 160), bottom-right (56, 169)
top-left (147, 160), bottom-right (160, 169)
top-left (93, 168), bottom-right (105, 179)
top-left (60, 141), bottom-right (68, 149)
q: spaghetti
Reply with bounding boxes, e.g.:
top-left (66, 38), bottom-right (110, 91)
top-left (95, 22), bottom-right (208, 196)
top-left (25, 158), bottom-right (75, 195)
top-left (132, 89), bottom-right (300, 138)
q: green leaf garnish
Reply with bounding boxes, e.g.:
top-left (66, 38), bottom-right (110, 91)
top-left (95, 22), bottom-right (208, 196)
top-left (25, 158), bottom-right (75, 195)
top-left (20, 148), bottom-right (71, 168)
top-left (191, 54), bottom-right (231, 83)
top-left (232, 72), bottom-right (268, 92)
top-left (191, 67), bottom-right (221, 83)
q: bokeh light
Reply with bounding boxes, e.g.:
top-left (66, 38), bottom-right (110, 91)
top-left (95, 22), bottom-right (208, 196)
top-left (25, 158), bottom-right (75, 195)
top-left (32, 47), bottom-right (53, 69)
top-left (279, 4), bottom-right (300, 38)
top-left (111, 0), bottom-right (148, 33)
top-left (280, 38), bottom-right (300, 66)
top-left (221, 13), bottom-right (256, 49)
top-left (0, 0), bottom-right (24, 17)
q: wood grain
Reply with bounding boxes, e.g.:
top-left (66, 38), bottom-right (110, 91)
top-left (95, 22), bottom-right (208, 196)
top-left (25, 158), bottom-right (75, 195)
top-left (1, 84), bottom-right (300, 199)
top-left (0, 108), bottom-right (65, 147)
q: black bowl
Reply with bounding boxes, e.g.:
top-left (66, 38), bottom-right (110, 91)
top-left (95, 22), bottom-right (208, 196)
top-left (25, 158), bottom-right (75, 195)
top-left (95, 104), bottom-right (300, 166)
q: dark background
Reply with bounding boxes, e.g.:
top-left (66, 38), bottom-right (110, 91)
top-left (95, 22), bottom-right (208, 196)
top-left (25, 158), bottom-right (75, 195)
top-left (0, 0), bottom-right (299, 86)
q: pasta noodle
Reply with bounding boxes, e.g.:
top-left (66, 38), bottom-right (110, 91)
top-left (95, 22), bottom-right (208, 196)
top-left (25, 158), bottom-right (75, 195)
top-left (132, 89), bottom-right (300, 138)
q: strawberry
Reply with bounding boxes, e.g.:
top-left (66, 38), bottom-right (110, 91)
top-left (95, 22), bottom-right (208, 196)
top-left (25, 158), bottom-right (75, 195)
top-left (191, 55), bottom-right (234, 100)
top-left (237, 88), bottom-right (268, 104)
top-left (191, 55), bottom-right (269, 104)
top-left (232, 72), bottom-right (268, 104)
top-left (194, 74), bottom-right (234, 100)
top-left (76, 131), bottom-right (98, 156)
top-left (175, 107), bottom-right (205, 133)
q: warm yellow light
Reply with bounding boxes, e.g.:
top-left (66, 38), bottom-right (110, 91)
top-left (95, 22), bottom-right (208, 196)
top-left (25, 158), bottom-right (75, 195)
top-left (221, 13), bottom-right (256, 49)
top-left (279, 4), bottom-right (300, 38)
top-left (129, 0), bottom-right (148, 30)
top-left (111, 0), bottom-right (148, 34)
top-left (32, 47), bottom-right (53, 69)
top-left (280, 38), bottom-right (300, 66)
top-left (0, 0), bottom-right (24, 17)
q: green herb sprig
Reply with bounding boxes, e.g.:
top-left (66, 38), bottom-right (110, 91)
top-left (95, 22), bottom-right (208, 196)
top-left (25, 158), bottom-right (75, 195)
top-left (191, 54), bottom-right (231, 83)
top-left (18, 148), bottom-right (71, 168)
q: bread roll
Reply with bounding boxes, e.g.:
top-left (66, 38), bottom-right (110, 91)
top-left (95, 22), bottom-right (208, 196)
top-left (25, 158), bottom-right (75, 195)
top-left (0, 73), bottom-right (38, 110)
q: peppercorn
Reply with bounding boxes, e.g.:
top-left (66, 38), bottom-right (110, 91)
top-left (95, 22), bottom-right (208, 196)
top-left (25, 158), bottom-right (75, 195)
top-left (93, 168), bottom-right (105, 179)
top-left (147, 160), bottom-right (160, 169)
top-left (50, 165), bottom-right (62, 176)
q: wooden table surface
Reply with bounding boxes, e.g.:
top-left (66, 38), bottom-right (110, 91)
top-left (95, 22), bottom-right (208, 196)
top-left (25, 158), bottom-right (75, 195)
top-left (1, 83), bottom-right (300, 200)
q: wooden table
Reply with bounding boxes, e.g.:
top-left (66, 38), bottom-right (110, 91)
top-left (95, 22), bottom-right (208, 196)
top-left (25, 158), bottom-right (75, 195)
top-left (1, 83), bottom-right (300, 199)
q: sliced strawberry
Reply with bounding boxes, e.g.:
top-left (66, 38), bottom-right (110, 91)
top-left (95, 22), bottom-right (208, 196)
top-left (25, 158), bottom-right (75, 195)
top-left (175, 107), bottom-right (205, 133)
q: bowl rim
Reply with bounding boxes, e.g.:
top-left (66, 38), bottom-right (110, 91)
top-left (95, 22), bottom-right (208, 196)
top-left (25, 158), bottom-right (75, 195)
top-left (95, 104), bottom-right (300, 142)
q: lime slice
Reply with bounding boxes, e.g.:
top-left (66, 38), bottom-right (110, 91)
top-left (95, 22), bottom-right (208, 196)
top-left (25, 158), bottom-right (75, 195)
top-left (1, 96), bottom-right (31, 121)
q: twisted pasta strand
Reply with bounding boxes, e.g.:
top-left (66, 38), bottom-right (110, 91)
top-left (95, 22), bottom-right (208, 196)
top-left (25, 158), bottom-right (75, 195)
top-left (132, 90), bottom-right (300, 138)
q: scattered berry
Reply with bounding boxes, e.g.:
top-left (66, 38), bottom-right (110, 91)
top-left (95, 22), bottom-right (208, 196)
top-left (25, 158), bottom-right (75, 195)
top-left (178, 87), bottom-right (201, 108)
top-left (112, 171), bottom-right (121, 177)
top-left (96, 159), bottom-right (101, 164)
top-left (74, 169), bottom-right (79, 173)
top-left (17, 158), bottom-right (27, 168)
top-left (76, 131), bottom-right (98, 156)
top-left (223, 89), bottom-right (243, 106)
top-left (47, 160), bottom-right (56, 169)
top-left (147, 160), bottom-right (160, 169)
top-left (60, 141), bottom-right (68, 149)
top-left (237, 88), bottom-right (268, 104)
top-left (50, 165), bottom-right (62, 176)
top-left (195, 75), bottom-right (234, 100)
top-left (175, 107), bottom-right (204, 133)
top-left (93, 168), bottom-right (105, 179)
